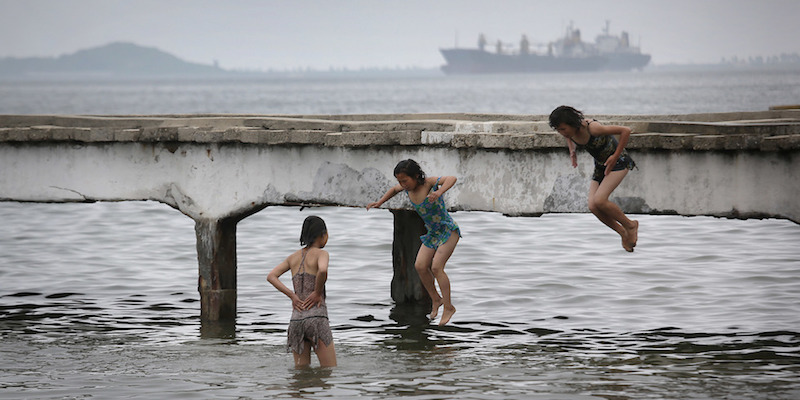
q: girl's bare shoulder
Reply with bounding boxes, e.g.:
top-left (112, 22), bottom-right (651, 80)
top-left (306, 247), bottom-right (328, 266)
top-left (288, 248), bottom-right (305, 259)
top-left (301, 248), bottom-right (328, 274)
top-left (588, 120), bottom-right (623, 135)
top-left (307, 247), bottom-right (328, 258)
top-left (284, 248), bottom-right (304, 271)
top-left (585, 118), bottom-right (604, 127)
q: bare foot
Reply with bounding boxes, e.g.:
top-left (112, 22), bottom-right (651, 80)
top-left (621, 231), bottom-right (634, 252)
top-left (429, 299), bottom-right (443, 320)
top-left (439, 305), bottom-right (456, 326)
top-left (627, 220), bottom-right (639, 248)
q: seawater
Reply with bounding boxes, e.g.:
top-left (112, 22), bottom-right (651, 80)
top-left (1, 68), bottom-right (800, 399)
top-left (2, 68), bottom-right (800, 115)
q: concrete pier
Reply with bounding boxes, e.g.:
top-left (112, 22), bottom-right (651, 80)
top-left (1, 111), bottom-right (798, 324)
top-left (390, 210), bottom-right (429, 305)
top-left (195, 217), bottom-right (239, 322)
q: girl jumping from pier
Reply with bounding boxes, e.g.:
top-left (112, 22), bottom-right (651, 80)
top-left (549, 105), bottom-right (639, 252)
top-left (367, 159), bottom-right (461, 325)
top-left (267, 215), bottom-right (337, 368)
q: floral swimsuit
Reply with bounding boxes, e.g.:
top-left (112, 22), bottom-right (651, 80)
top-left (408, 177), bottom-right (461, 249)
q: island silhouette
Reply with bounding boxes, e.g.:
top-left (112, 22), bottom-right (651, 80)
top-left (0, 42), bottom-right (226, 78)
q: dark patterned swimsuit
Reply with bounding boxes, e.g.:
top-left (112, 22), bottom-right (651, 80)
top-left (286, 249), bottom-right (333, 355)
top-left (572, 119), bottom-right (636, 183)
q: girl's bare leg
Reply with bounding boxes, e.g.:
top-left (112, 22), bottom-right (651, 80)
top-left (415, 245), bottom-right (442, 318)
top-left (588, 180), bottom-right (629, 249)
top-left (588, 170), bottom-right (638, 251)
top-left (431, 232), bottom-right (459, 325)
top-left (314, 339), bottom-right (337, 367)
top-left (293, 340), bottom-right (312, 368)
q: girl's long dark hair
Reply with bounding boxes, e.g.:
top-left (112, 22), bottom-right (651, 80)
top-left (549, 105), bottom-right (584, 130)
top-left (300, 215), bottom-right (327, 247)
top-left (393, 159), bottom-right (426, 186)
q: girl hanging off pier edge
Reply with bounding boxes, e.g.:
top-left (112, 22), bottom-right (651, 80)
top-left (368, 159), bottom-right (461, 325)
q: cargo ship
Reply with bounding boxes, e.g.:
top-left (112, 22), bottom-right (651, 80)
top-left (440, 21), bottom-right (651, 74)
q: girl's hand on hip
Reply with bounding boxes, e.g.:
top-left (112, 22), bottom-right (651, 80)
top-left (604, 155), bottom-right (620, 175)
top-left (301, 292), bottom-right (324, 309)
top-left (291, 295), bottom-right (305, 311)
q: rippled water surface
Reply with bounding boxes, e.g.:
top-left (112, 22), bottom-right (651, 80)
top-left (2, 68), bottom-right (800, 115)
top-left (1, 203), bottom-right (799, 399)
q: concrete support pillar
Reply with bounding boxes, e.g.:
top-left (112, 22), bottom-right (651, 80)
top-left (195, 218), bottom-right (238, 322)
top-left (390, 209), bottom-right (430, 305)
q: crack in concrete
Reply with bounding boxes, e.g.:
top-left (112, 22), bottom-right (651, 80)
top-left (49, 186), bottom-right (88, 200)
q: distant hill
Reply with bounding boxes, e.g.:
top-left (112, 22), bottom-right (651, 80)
top-left (0, 42), bottom-right (227, 78)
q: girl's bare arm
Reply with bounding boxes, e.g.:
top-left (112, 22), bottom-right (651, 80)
top-left (566, 137), bottom-right (577, 167)
top-left (427, 175), bottom-right (456, 202)
top-left (367, 184), bottom-right (403, 210)
top-left (267, 258), bottom-right (304, 311)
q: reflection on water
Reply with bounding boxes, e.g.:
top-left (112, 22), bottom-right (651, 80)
top-left (289, 367), bottom-right (334, 395)
top-left (384, 303), bottom-right (447, 351)
top-left (1, 202), bottom-right (799, 399)
top-left (200, 319), bottom-right (237, 340)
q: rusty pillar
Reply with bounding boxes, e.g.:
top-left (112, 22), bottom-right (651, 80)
top-left (390, 209), bottom-right (430, 306)
top-left (195, 217), bottom-right (238, 322)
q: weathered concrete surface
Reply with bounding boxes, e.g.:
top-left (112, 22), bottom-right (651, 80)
top-left (2, 111), bottom-right (798, 220)
top-left (2, 111), bottom-right (799, 321)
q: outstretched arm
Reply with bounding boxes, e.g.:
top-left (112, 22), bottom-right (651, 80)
top-left (367, 184), bottom-right (403, 210)
top-left (591, 122), bottom-right (632, 175)
top-left (301, 251), bottom-right (329, 309)
top-left (267, 259), bottom-right (304, 311)
top-left (566, 137), bottom-right (577, 168)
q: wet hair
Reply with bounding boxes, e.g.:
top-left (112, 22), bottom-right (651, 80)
top-left (300, 215), bottom-right (327, 247)
top-left (393, 159), bottom-right (426, 186)
top-left (549, 105), bottom-right (584, 130)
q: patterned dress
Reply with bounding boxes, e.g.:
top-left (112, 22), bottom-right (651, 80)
top-left (287, 250), bottom-right (333, 354)
top-left (408, 177), bottom-right (461, 249)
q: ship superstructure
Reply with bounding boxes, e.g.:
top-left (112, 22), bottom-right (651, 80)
top-left (440, 21), bottom-right (650, 74)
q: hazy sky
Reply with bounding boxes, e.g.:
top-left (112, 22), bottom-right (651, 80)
top-left (1, 0), bottom-right (799, 70)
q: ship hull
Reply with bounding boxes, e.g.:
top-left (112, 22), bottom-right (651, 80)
top-left (603, 52), bottom-right (651, 71)
top-left (440, 48), bottom-right (647, 74)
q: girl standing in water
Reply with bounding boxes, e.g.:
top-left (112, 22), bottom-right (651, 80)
top-left (549, 105), bottom-right (639, 252)
top-left (367, 159), bottom-right (461, 325)
top-left (267, 215), bottom-right (337, 368)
